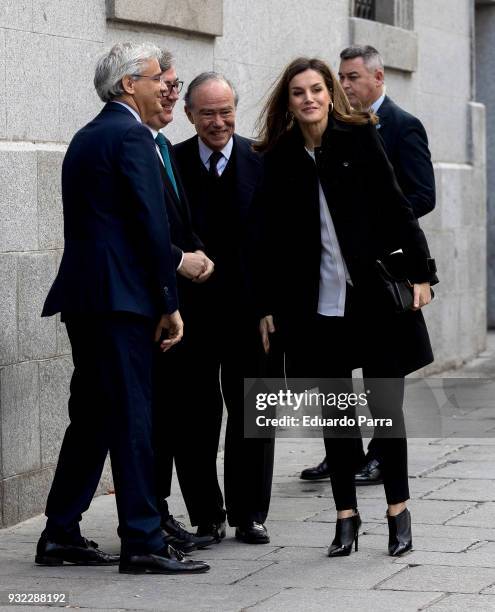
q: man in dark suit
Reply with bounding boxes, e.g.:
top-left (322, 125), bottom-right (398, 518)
top-left (160, 72), bottom-right (277, 544)
top-left (301, 44), bottom-right (436, 484)
top-left (144, 53), bottom-right (216, 553)
top-left (37, 42), bottom-right (208, 575)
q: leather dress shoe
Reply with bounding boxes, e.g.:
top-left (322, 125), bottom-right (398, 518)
top-left (300, 458), bottom-right (329, 481)
top-left (162, 532), bottom-right (195, 554)
top-left (35, 535), bottom-right (119, 566)
top-left (162, 515), bottom-right (215, 551)
top-left (235, 522), bottom-right (270, 544)
top-left (119, 544), bottom-right (209, 574)
top-left (354, 459), bottom-right (383, 486)
top-left (196, 521), bottom-right (226, 543)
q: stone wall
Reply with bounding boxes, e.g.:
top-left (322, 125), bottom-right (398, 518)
top-left (0, 0), bottom-right (487, 525)
top-left (475, 1), bottom-right (495, 327)
top-left (414, 0), bottom-right (487, 371)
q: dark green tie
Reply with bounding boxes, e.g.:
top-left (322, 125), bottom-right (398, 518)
top-left (155, 132), bottom-right (179, 199)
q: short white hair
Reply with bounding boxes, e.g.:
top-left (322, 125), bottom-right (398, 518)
top-left (184, 72), bottom-right (239, 109)
top-left (94, 42), bottom-right (162, 103)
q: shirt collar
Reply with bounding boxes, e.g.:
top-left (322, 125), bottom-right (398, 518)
top-left (369, 93), bottom-right (386, 114)
top-left (198, 136), bottom-right (234, 165)
top-left (113, 101), bottom-right (142, 123)
top-left (147, 126), bottom-right (159, 139)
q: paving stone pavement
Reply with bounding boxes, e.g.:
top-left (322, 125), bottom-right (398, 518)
top-left (1, 335), bottom-right (495, 611)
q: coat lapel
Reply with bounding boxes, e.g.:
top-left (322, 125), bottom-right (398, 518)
top-left (158, 157), bottom-right (179, 205)
top-left (233, 135), bottom-right (261, 214)
top-left (375, 96), bottom-right (394, 145)
top-left (158, 139), bottom-right (191, 225)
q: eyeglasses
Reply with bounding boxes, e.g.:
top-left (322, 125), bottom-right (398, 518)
top-left (132, 74), bottom-right (184, 93)
top-left (162, 79), bottom-right (184, 94)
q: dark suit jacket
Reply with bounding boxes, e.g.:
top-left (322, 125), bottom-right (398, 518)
top-left (156, 134), bottom-right (204, 269)
top-left (376, 96), bottom-right (435, 218)
top-left (42, 102), bottom-right (178, 318)
top-left (173, 133), bottom-right (263, 318)
top-left (174, 133), bottom-right (262, 234)
top-left (257, 118), bottom-right (436, 375)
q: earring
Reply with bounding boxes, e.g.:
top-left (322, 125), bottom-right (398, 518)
top-left (286, 110), bottom-right (294, 123)
top-left (328, 101), bottom-right (334, 114)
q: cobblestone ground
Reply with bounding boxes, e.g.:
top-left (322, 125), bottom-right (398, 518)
top-left (1, 336), bottom-right (494, 611)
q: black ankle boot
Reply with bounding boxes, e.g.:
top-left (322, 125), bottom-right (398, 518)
top-left (387, 507), bottom-right (412, 556)
top-left (327, 512), bottom-right (361, 557)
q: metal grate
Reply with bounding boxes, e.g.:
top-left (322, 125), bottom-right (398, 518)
top-left (354, 0), bottom-right (376, 20)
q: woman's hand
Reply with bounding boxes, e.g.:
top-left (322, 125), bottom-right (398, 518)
top-left (412, 283), bottom-right (432, 310)
top-left (259, 315), bottom-right (275, 354)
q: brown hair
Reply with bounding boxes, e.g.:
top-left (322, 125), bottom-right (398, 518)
top-left (254, 57), bottom-right (375, 152)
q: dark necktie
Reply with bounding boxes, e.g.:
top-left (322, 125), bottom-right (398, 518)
top-left (155, 132), bottom-right (180, 198)
top-left (209, 151), bottom-right (223, 177)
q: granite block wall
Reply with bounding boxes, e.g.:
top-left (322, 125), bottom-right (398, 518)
top-left (475, 1), bottom-right (495, 326)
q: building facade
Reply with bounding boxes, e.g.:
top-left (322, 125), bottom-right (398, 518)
top-left (0, 0), bottom-right (489, 525)
top-left (476, 0), bottom-right (495, 326)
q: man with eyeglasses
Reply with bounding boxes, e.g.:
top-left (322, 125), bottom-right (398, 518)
top-left (37, 42), bottom-right (209, 576)
top-left (145, 51), bottom-right (216, 553)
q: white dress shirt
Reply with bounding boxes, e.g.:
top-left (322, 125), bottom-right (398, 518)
top-left (145, 126), bottom-right (166, 169)
top-left (306, 148), bottom-right (351, 317)
top-left (370, 93), bottom-right (385, 115)
top-left (198, 137), bottom-right (233, 176)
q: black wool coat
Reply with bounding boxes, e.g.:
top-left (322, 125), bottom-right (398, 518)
top-left (174, 133), bottom-right (264, 322)
top-left (255, 117), bottom-right (438, 376)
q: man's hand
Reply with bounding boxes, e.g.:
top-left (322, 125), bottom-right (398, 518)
top-left (154, 310), bottom-right (184, 352)
top-left (178, 250), bottom-right (214, 282)
top-left (412, 282), bottom-right (432, 310)
top-left (259, 315), bottom-right (275, 354)
top-left (178, 252), bottom-right (207, 279)
top-left (193, 250), bottom-right (214, 283)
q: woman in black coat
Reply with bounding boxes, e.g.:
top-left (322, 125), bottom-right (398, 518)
top-left (254, 58), bottom-right (437, 558)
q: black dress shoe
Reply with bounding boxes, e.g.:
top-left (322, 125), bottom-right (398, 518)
top-left (162, 515), bottom-right (215, 551)
top-left (300, 458), bottom-right (329, 481)
top-left (354, 459), bottom-right (383, 486)
top-left (387, 508), bottom-right (413, 556)
top-left (119, 544), bottom-right (210, 574)
top-left (327, 512), bottom-right (361, 558)
top-left (162, 532), bottom-right (195, 554)
top-left (196, 521), bottom-right (226, 543)
top-left (35, 536), bottom-right (119, 566)
top-left (235, 522), bottom-right (270, 544)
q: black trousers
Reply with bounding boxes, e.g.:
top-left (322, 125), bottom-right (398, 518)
top-left (363, 437), bottom-right (382, 463)
top-left (45, 313), bottom-right (164, 555)
top-left (285, 290), bottom-right (409, 511)
top-left (153, 312), bottom-right (279, 527)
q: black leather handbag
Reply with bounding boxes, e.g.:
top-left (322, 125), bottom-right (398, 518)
top-left (375, 253), bottom-right (435, 313)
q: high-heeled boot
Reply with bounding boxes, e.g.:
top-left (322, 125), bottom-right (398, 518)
top-left (327, 512), bottom-right (361, 557)
top-left (387, 507), bottom-right (412, 556)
